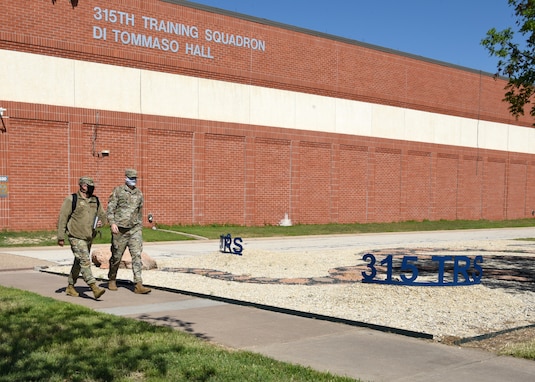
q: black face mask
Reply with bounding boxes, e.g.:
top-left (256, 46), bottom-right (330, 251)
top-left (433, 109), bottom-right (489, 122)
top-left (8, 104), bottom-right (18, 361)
top-left (86, 185), bottom-right (95, 196)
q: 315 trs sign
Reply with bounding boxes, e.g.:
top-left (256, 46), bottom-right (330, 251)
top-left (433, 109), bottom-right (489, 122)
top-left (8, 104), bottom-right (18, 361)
top-left (361, 254), bottom-right (483, 286)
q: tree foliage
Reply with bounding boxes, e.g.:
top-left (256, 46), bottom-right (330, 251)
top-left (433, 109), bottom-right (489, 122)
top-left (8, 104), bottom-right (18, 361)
top-left (482, 0), bottom-right (535, 120)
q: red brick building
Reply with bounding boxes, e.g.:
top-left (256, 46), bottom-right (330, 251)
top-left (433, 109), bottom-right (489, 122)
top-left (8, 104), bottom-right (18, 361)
top-left (0, 0), bottom-right (534, 231)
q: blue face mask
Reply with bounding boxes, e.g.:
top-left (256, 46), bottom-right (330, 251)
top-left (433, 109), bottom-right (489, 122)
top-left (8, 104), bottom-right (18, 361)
top-left (125, 177), bottom-right (137, 187)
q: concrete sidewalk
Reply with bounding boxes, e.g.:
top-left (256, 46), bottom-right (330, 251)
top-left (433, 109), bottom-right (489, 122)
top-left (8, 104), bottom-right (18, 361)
top-left (2, 231), bottom-right (535, 381)
top-left (2, 266), bottom-right (534, 382)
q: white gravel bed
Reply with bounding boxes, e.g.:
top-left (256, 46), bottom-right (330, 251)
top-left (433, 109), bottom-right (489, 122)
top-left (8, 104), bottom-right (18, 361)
top-left (47, 239), bottom-right (535, 341)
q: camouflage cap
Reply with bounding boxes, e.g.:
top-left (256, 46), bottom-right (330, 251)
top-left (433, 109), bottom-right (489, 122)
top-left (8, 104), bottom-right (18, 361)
top-left (125, 168), bottom-right (137, 178)
top-left (79, 176), bottom-right (94, 186)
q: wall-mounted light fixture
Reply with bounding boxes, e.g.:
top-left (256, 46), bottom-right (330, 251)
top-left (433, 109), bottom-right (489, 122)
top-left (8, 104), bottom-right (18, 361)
top-left (100, 150), bottom-right (110, 157)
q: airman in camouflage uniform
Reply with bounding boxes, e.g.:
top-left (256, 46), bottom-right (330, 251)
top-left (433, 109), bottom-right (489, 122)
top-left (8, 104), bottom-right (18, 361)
top-left (106, 168), bottom-right (151, 294)
top-left (57, 176), bottom-right (107, 299)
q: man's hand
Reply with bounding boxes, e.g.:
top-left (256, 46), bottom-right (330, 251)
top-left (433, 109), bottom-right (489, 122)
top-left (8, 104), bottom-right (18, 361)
top-left (111, 223), bottom-right (119, 234)
top-left (58, 239), bottom-right (64, 247)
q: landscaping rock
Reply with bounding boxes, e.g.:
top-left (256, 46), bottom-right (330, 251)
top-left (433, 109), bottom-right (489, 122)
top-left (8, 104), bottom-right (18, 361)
top-left (91, 248), bottom-right (157, 270)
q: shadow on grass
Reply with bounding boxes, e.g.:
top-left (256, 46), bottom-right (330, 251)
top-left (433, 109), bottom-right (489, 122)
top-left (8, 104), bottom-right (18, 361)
top-left (0, 291), bottom-right (198, 381)
top-left (136, 313), bottom-right (213, 341)
top-left (1, 287), bottom-right (351, 381)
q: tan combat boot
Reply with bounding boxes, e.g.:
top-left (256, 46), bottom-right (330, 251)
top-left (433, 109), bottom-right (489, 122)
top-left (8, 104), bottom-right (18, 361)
top-left (108, 280), bottom-right (117, 291)
top-left (89, 283), bottom-right (106, 299)
top-left (66, 284), bottom-right (79, 297)
top-left (134, 283), bottom-right (151, 294)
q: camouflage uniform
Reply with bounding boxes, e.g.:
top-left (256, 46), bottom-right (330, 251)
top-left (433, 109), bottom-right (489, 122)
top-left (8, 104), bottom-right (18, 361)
top-left (107, 172), bottom-right (144, 283)
top-left (57, 179), bottom-right (106, 287)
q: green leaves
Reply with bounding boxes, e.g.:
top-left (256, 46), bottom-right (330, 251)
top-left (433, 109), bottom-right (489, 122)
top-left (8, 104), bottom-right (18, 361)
top-left (482, 0), bottom-right (535, 121)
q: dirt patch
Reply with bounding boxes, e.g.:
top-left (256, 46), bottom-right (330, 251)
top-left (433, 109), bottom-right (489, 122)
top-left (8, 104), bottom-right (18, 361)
top-left (3, 237), bottom-right (51, 245)
top-left (459, 326), bottom-right (535, 355)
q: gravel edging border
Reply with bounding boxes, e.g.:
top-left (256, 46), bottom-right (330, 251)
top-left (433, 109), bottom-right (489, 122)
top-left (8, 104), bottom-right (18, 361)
top-left (37, 267), bottom-right (444, 341)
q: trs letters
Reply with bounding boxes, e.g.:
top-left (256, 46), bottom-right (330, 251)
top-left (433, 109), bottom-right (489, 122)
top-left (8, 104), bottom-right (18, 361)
top-left (219, 233), bottom-right (243, 255)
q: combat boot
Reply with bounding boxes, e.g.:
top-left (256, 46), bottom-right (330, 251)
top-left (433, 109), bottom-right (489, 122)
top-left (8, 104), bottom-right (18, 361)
top-left (108, 280), bottom-right (117, 291)
top-left (66, 284), bottom-right (79, 297)
top-left (89, 283), bottom-right (106, 299)
top-left (134, 282), bottom-right (151, 294)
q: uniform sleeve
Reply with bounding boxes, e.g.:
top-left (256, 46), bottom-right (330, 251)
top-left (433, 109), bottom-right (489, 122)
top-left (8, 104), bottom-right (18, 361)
top-left (57, 196), bottom-right (73, 240)
top-left (106, 188), bottom-right (118, 226)
top-left (136, 192), bottom-right (144, 227)
top-left (97, 199), bottom-right (108, 226)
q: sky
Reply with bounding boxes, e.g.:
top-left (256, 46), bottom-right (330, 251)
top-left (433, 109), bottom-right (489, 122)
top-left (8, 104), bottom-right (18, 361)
top-left (187, 0), bottom-right (518, 74)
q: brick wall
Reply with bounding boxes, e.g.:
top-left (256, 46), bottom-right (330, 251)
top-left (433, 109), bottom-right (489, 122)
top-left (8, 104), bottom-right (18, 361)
top-left (1, 0), bottom-right (529, 126)
top-left (2, 102), bottom-right (535, 230)
top-left (1, 0), bottom-right (535, 231)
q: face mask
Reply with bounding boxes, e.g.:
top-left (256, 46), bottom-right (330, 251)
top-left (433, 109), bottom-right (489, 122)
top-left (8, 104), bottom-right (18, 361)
top-left (126, 177), bottom-right (137, 187)
top-left (86, 185), bottom-right (95, 196)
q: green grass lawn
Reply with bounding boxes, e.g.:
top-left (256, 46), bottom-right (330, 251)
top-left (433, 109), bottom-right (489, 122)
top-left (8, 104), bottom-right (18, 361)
top-left (1, 218), bottom-right (535, 376)
top-left (2, 218), bottom-right (535, 247)
top-left (0, 286), bottom-right (357, 382)
top-left (500, 340), bottom-right (535, 360)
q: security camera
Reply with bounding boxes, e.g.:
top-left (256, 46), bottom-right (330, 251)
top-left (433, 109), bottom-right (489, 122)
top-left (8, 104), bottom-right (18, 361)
top-left (0, 108), bottom-right (6, 117)
top-left (100, 150), bottom-right (110, 157)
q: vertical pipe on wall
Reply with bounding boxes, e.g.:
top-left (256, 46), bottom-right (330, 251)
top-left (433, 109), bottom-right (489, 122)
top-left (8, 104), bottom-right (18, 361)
top-left (524, 162), bottom-right (528, 216)
top-left (476, 71), bottom-right (483, 219)
top-left (91, 111), bottom-right (99, 158)
top-left (70, 59), bottom-right (75, 193)
top-left (243, 136), bottom-right (247, 225)
top-left (192, 132), bottom-right (196, 224)
top-left (288, 140), bottom-right (293, 219)
top-left (68, 121), bottom-right (71, 194)
top-left (137, 69), bottom-right (143, 172)
top-left (0, 112), bottom-right (9, 228)
top-left (476, 71), bottom-right (482, 176)
top-left (93, 111), bottom-right (102, 190)
top-left (429, 152), bottom-right (433, 219)
top-left (329, 142), bottom-right (339, 223)
top-left (456, 155), bottom-right (459, 220)
top-left (365, 148), bottom-right (369, 222)
top-left (504, 125), bottom-right (510, 218)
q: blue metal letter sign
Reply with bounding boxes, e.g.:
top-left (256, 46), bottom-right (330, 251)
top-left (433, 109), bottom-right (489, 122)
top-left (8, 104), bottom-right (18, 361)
top-left (219, 233), bottom-right (243, 255)
top-left (361, 254), bottom-right (483, 286)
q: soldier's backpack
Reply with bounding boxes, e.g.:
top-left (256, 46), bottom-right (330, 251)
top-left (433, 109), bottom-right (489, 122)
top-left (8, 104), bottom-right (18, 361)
top-left (70, 193), bottom-right (100, 215)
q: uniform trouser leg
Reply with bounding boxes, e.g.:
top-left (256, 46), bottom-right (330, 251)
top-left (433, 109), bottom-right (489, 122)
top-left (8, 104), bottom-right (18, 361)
top-left (109, 227), bottom-right (143, 283)
top-left (108, 229), bottom-right (128, 281)
top-left (68, 238), bottom-right (95, 285)
top-left (69, 257), bottom-right (80, 285)
top-left (128, 227), bottom-right (144, 284)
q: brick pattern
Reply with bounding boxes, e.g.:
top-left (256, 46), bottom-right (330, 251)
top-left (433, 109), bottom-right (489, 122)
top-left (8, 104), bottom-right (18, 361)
top-left (0, 0), bottom-right (530, 126)
top-left (482, 159), bottom-right (506, 220)
top-left (147, 129), bottom-right (194, 224)
top-left (373, 148), bottom-right (402, 223)
top-left (433, 154), bottom-right (459, 220)
top-left (2, 1), bottom-right (535, 230)
top-left (403, 151), bottom-right (432, 221)
top-left (298, 141), bottom-right (332, 224)
top-left (506, 161), bottom-right (528, 219)
top-left (253, 138), bottom-right (291, 225)
top-left (204, 133), bottom-right (245, 225)
top-left (338, 145), bottom-right (369, 223)
top-left (2, 104), bottom-right (535, 229)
